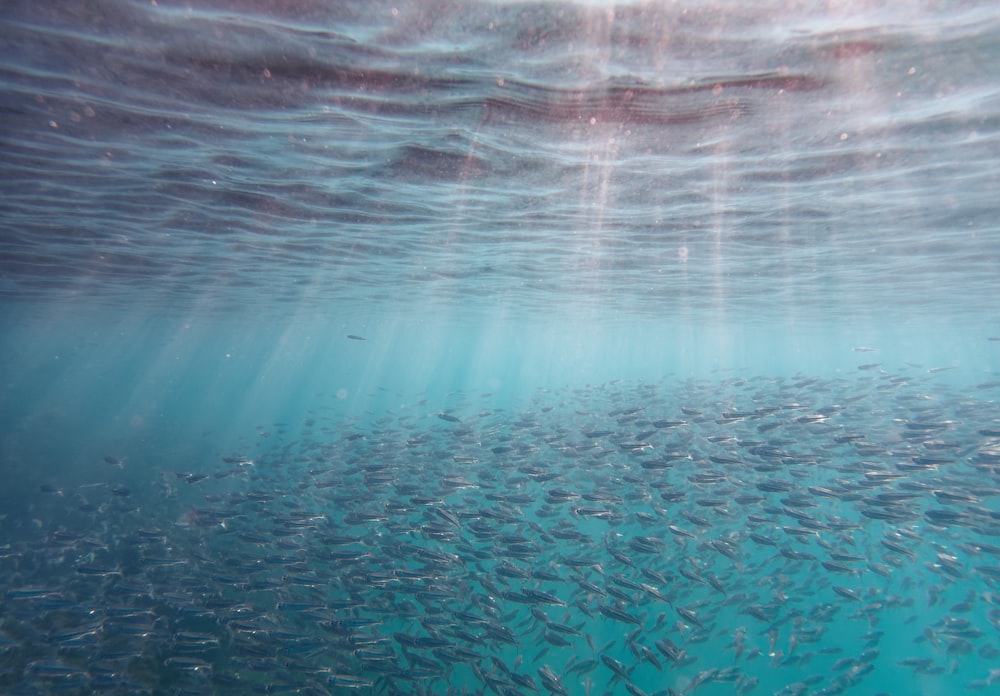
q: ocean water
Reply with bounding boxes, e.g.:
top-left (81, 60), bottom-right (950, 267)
top-left (2, 1), bottom-right (1000, 694)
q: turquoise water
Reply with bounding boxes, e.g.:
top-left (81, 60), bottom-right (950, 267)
top-left (2, 1), bottom-right (1000, 694)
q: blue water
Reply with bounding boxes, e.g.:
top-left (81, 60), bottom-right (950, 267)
top-left (2, 1), bottom-right (1000, 694)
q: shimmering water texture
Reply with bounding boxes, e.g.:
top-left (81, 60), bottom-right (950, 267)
top-left (1, 0), bottom-right (999, 321)
top-left (4, 371), bottom-right (1000, 695)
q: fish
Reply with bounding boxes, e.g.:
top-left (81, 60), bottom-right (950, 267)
top-left (676, 605), bottom-right (704, 629)
top-left (5, 368), bottom-right (1000, 696)
top-left (601, 654), bottom-right (631, 681)
top-left (833, 586), bottom-right (862, 602)
top-left (598, 603), bottom-right (643, 625)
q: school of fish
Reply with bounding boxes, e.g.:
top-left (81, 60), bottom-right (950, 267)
top-left (3, 367), bottom-right (1000, 695)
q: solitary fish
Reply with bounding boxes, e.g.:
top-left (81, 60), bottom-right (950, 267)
top-left (346, 334), bottom-right (366, 341)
